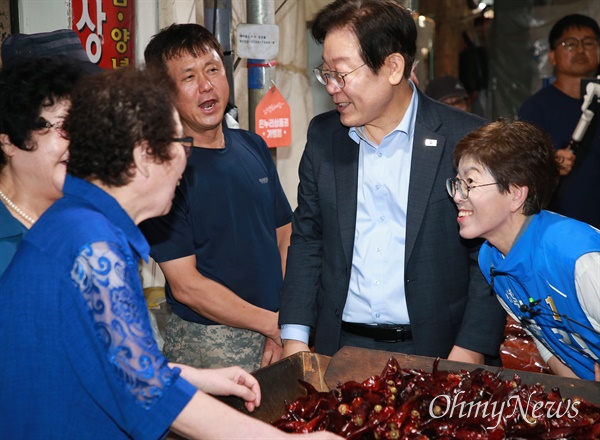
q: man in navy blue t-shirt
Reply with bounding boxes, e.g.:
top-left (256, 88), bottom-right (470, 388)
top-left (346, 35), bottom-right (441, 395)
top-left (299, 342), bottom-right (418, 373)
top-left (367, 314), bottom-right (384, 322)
top-left (519, 14), bottom-right (600, 229)
top-left (140, 24), bottom-right (292, 372)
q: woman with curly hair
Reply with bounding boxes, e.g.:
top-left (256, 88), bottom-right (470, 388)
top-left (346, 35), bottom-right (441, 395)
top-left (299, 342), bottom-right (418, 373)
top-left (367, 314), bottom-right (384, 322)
top-left (0, 57), bottom-right (88, 276)
top-left (0, 66), bottom-right (341, 440)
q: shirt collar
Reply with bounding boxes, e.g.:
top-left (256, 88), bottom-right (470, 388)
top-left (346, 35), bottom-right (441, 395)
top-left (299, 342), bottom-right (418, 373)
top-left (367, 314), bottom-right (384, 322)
top-left (349, 80), bottom-right (419, 145)
top-left (0, 202), bottom-right (28, 239)
top-left (63, 174), bottom-right (150, 262)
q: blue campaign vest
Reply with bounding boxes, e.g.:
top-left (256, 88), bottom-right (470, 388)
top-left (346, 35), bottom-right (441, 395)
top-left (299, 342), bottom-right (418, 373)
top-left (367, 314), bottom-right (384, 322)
top-left (479, 211), bottom-right (600, 380)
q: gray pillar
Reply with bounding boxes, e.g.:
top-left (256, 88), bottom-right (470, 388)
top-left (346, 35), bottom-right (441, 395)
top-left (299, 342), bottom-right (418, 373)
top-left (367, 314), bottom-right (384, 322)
top-left (204, 0), bottom-right (235, 108)
top-left (246, 0), bottom-right (276, 134)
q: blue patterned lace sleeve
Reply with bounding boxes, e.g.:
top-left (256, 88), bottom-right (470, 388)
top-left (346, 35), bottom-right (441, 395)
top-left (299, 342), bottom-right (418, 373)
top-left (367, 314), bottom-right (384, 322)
top-left (71, 241), bottom-right (178, 409)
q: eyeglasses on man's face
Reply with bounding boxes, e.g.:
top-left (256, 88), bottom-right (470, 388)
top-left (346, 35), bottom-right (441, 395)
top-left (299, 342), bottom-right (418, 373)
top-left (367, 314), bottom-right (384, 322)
top-left (446, 177), bottom-right (498, 200)
top-left (33, 119), bottom-right (67, 139)
top-left (313, 63), bottom-right (366, 89)
top-left (558, 37), bottom-right (599, 52)
top-left (171, 136), bottom-right (194, 158)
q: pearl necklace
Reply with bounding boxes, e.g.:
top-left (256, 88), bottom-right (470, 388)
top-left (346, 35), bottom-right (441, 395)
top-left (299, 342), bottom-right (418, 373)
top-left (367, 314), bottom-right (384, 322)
top-left (0, 188), bottom-right (36, 224)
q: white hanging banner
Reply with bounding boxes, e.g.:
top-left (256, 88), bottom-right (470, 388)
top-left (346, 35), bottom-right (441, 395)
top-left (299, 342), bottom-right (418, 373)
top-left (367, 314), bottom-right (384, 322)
top-left (236, 23), bottom-right (279, 59)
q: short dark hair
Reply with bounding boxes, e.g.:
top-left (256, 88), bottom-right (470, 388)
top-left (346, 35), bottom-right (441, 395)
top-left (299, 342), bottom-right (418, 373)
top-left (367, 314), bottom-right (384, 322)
top-left (549, 14), bottom-right (600, 49)
top-left (0, 57), bottom-right (86, 169)
top-left (311, 0), bottom-right (416, 79)
top-left (144, 23), bottom-right (224, 70)
top-left (66, 67), bottom-right (177, 187)
top-left (453, 119), bottom-right (560, 215)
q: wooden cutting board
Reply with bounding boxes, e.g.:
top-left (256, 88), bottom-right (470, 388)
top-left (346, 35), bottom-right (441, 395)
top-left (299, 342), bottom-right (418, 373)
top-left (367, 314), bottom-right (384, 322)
top-left (324, 346), bottom-right (600, 405)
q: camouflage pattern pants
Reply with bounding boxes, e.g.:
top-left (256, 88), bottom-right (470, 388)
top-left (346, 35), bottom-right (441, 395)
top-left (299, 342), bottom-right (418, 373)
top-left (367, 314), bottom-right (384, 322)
top-left (163, 313), bottom-right (266, 372)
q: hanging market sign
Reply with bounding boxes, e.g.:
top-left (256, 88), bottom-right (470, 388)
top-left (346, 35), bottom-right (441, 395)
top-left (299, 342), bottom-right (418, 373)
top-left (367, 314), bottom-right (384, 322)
top-left (255, 85), bottom-right (291, 148)
top-left (72, 0), bottom-right (135, 70)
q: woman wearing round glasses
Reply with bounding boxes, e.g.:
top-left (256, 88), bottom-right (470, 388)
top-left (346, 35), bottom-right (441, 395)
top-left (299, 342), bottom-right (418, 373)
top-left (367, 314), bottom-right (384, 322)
top-left (448, 119), bottom-right (600, 381)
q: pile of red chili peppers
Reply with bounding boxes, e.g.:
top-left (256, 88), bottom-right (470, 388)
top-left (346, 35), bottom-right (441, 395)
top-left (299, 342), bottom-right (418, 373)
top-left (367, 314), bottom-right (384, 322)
top-left (271, 357), bottom-right (600, 439)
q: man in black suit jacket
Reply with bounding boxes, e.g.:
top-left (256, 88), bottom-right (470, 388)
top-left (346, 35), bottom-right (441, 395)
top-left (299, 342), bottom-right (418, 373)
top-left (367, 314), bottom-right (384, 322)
top-left (279, 0), bottom-right (506, 364)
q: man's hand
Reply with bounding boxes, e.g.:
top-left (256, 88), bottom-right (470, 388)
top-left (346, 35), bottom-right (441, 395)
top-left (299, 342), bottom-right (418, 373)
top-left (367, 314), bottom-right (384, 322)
top-left (595, 363), bottom-right (600, 382)
top-left (556, 148), bottom-right (576, 176)
top-left (282, 339), bottom-right (310, 358)
top-left (261, 335), bottom-right (283, 368)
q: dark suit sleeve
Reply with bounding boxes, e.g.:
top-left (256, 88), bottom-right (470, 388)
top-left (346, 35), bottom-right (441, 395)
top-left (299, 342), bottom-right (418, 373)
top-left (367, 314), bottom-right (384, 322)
top-left (409, 98), bottom-right (506, 359)
top-left (278, 118), bottom-right (323, 328)
top-left (436, 105), bottom-right (506, 357)
top-left (454, 240), bottom-right (507, 357)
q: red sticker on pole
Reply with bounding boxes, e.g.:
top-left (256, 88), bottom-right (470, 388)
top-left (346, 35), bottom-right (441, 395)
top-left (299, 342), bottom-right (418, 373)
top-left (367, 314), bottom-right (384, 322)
top-left (72, 0), bottom-right (135, 70)
top-left (255, 85), bottom-right (291, 148)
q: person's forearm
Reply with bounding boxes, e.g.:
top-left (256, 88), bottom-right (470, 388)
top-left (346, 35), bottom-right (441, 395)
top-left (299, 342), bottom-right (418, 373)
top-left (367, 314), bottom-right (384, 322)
top-left (172, 391), bottom-right (343, 439)
top-left (282, 340), bottom-right (310, 358)
top-left (546, 356), bottom-right (579, 379)
top-left (171, 391), bottom-right (284, 439)
top-left (173, 278), bottom-right (279, 340)
top-left (447, 345), bottom-right (484, 365)
top-left (171, 363), bottom-right (208, 391)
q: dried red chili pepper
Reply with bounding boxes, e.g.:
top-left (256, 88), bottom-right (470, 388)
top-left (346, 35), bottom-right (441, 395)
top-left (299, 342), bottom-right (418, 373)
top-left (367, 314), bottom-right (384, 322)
top-left (271, 356), bottom-right (600, 439)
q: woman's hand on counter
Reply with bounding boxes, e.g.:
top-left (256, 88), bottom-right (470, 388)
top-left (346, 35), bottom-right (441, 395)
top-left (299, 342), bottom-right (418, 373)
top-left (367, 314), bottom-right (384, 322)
top-left (172, 363), bottom-right (261, 412)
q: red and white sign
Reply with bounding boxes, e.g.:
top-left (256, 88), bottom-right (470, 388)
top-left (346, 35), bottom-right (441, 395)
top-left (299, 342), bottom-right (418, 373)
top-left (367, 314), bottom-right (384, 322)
top-left (255, 86), bottom-right (291, 148)
top-left (72, 0), bottom-right (135, 70)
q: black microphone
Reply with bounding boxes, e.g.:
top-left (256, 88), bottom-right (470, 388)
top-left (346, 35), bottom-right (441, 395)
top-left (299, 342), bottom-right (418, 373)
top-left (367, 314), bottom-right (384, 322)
top-left (520, 299), bottom-right (541, 315)
top-left (519, 302), bottom-right (600, 338)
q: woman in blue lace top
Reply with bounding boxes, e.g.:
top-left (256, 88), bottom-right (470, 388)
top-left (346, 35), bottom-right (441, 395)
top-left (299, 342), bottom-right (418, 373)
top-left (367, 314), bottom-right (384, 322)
top-left (0, 66), bottom-right (341, 440)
